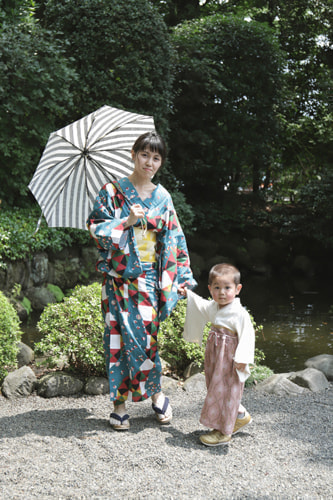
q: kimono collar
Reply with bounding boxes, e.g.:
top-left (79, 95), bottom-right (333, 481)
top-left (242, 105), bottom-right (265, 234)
top-left (116, 177), bottom-right (164, 209)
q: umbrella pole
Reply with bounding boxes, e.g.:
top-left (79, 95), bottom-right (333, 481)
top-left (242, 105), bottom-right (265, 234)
top-left (34, 208), bottom-right (44, 234)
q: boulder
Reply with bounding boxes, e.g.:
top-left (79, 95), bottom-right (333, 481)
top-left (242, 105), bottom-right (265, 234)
top-left (161, 375), bottom-right (179, 394)
top-left (2, 366), bottom-right (37, 398)
top-left (49, 258), bottom-right (81, 290)
top-left (38, 372), bottom-right (84, 398)
top-left (26, 286), bottom-right (57, 311)
top-left (17, 342), bottom-right (34, 367)
top-left (31, 253), bottom-right (49, 286)
top-left (183, 361), bottom-right (204, 379)
top-left (84, 376), bottom-right (109, 395)
top-left (288, 368), bottom-right (329, 392)
top-left (12, 299), bottom-right (29, 322)
top-left (305, 354), bottom-right (333, 381)
top-left (256, 374), bottom-right (307, 396)
top-left (183, 373), bottom-right (206, 393)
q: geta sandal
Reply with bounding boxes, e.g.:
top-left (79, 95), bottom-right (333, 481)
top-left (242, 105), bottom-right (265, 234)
top-left (152, 396), bottom-right (172, 424)
top-left (110, 412), bottom-right (130, 431)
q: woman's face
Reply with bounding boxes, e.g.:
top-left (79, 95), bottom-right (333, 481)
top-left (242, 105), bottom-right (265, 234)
top-left (131, 148), bottom-right (162, 179)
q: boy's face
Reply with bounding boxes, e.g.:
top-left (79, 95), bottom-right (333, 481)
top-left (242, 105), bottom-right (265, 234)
top-left (208, 273), bottom-right (242, 308)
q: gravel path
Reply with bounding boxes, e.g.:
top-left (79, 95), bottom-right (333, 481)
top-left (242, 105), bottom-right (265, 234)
top-left (0, 383), bottom-right (332, 499)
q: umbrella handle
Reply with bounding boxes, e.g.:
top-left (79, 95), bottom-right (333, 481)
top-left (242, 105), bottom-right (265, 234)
top-left (34, 209), bottom-right (44, 234)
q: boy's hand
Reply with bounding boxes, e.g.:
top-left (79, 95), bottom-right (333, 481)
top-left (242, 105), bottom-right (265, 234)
top-left (234, 362), bottom-right (246, 371)
top-left (178, 283), bottom-right (187, 297)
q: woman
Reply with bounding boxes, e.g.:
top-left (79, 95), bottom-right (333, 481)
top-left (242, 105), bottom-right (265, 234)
top-left (87, 131), bottom-right (196, 430)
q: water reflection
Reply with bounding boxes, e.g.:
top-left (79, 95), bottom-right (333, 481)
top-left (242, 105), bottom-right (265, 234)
top-left (240, 275), bottom-right (333, 373)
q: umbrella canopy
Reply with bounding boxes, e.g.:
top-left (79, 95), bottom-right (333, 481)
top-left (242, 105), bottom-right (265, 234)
top-left (28, 105), bottom-right (155, 230)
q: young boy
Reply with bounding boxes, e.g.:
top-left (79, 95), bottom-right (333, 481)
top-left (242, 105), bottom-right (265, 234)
top-left (179, 263), bottom-right (255, 446)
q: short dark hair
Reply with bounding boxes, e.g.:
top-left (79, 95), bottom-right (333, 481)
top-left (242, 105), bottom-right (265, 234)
top-left (132, 131), bottom-right (167, 165)
top-left (208, 263), bottom-right (241, 285)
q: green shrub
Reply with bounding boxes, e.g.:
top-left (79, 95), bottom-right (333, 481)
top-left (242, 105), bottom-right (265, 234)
top-left (46, 284), bottom-right (65, 303)
top-left (0, 207), bottom-right (90, 269)
top-left (34, 282), bottom-right (272, 385)
top-left (246, 365), bottom-right (274, 386)
top-left (34, 283), bottom-right (105, 377)
top-left (0, 291), bottom-right (22, 383)
top-left (158, 299), bottom-right (207, 371)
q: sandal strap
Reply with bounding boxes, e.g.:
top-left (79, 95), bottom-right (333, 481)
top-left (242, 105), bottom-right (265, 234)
top-left (152, 396), bottom-right (169, 415)
top-left (110, 412), bottom-right (129, 424)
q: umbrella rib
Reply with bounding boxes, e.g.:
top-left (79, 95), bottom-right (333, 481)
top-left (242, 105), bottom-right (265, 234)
top-left (85, 156), bottom-right (117, 190)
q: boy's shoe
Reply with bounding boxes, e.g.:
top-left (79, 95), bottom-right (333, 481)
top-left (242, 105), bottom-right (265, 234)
top-left (232, 410), bottom-right (252, 434)
top-left (199, 430), bottom-right (231, 447)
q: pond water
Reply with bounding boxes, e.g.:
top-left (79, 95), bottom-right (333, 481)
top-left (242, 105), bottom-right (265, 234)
top-left (21, 275), bottom-right (333, 374)
top-left (192, 273), bottom-right (333, 373)
top-left (226, 275), bottom-right (332, 373)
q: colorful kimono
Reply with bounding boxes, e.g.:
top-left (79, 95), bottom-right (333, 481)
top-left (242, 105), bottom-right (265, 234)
top-left (87, 178), bottom-right (196, 403)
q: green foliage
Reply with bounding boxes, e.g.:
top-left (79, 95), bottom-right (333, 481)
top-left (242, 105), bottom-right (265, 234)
top-left (0, 207), bottom-right (90, 269)
top-left (46, 284), bottom-right (64, 303)
top-left (0, 21), bottom-right (78, 206)
top-left (297, 171), bottom-right (333, 247)
top-left (246, 364), bottom-right (274, 386)
top-left (158, 299), bottom-right (207, 371)
top-left (167, 189), bottom-right (196, 236)
top-left (21, 296), bottom-right (32, 315)
top-left (40, 0), bottom-right (175, 135)
top-left (169, 13), bottom-right (284, 227)
top-left (34, 283), bottom-right (105, 377)
top-left (34, 281), bottom-right (271, 384)
top-left (0, 291), bottom-right (22, 383)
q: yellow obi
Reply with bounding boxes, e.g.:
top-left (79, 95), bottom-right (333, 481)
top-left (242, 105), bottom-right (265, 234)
top-left (133, 227), bottom-right (157, 263)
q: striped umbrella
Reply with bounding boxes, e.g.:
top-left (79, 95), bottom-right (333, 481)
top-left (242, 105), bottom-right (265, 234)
top-left (28, 105), bottom-right (155, 230)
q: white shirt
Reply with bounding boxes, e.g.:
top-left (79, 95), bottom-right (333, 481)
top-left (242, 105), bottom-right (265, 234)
top-left (183, 290), bottom-right (255, 382)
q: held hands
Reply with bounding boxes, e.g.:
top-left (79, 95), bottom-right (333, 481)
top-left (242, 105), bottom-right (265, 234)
top-left (126, 204), bottom-right (146, 227)
top-left (178, 283), bottom-right (188, 297)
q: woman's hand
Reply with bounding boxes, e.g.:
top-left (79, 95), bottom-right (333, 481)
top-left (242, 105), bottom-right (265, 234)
top-left (125, 204), bottom-right (146, 228)
top-left (178, 283), bottom-right (188, 297)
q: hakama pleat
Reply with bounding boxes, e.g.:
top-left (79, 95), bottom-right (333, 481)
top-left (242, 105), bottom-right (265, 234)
top-left (200, 327), bottom-right (244, 435)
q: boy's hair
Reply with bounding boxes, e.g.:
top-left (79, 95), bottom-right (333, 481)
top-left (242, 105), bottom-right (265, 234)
top-left (208, 263), bottom-right (241, 285)
top-left (132, 131), bottom-right (167, 165)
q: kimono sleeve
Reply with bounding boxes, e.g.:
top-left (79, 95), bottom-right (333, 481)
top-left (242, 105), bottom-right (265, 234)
top-left (87, 183), bottom-right (129, 252)
top-left (87, 183), bottom-right (143, 278)
top-left (234, 308), bottom-right (255, 383)
top-left (183, 289), bottom-right (213, 345)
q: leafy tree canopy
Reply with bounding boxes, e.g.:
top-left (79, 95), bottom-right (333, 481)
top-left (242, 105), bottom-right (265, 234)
top-left (169, 13), bottom-right (284, 219)
top-left (39, 0), bottom-right (175, 134)
top-left (0, 21), bottom-right (78, 206)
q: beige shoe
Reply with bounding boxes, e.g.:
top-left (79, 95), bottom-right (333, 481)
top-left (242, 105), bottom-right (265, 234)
top-left (199, 430), bottom-right (231, 446)
top-left (233, 410), bottom-right (252, 434)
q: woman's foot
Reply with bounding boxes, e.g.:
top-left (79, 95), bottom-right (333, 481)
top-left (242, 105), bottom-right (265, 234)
top-left (199, 430), bottom-right (231, 446)
top-left (151, 393), bottom-right (172, 424)
top-left (110, 402), bottom-right (130, 430)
